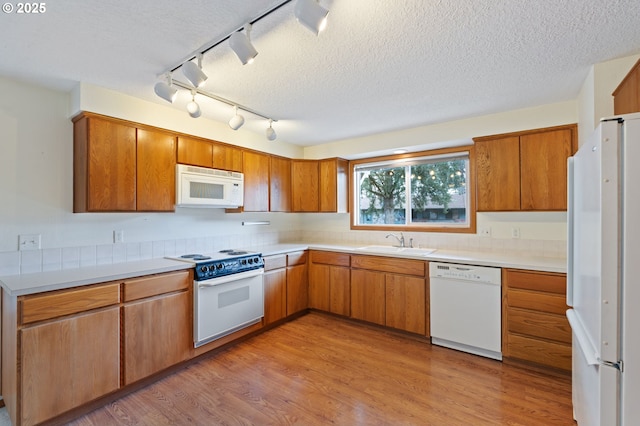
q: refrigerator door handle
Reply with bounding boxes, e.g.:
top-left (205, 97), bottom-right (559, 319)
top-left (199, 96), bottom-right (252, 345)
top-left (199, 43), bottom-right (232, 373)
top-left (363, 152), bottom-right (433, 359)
top-left (567, 309), bottom-right (599, 365)
top-left (566, 157), bottom-right (574, 307)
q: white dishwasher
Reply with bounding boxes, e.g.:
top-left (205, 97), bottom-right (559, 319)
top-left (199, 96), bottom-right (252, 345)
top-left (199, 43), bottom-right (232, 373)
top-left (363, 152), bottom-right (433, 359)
top-left (429, 262), bottom-right (502, 360)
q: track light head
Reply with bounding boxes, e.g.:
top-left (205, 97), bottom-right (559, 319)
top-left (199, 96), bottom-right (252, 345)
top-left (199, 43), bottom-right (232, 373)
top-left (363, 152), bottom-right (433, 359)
top-left (229, 106), bottom-right (245, 130)
top-left (294, 0), bottom-right (329, 35)
top-left (182, 58), bottom-right (208, 88)
top-left (266, 119), bottom-right (277, 141)
top-left (229, 24), bottom-right (258, 65)
top-left (186, 91), bottom-right (201, 118)
top-left (154, 74), bottom-right (178, 103)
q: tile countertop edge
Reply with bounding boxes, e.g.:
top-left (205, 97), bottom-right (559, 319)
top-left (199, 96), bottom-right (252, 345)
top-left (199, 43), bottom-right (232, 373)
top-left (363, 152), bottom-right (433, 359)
top-left (0, 258), bottom-right (194, 297)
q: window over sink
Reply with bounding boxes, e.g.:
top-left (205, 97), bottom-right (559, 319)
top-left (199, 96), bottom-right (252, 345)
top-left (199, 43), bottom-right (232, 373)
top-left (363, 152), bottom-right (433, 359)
top-left (350, 146), bottom-right (476, 233)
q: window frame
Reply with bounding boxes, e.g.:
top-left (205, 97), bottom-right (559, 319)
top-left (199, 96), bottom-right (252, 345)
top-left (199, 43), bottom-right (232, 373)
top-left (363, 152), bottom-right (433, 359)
top-left (349, 145), bottom-right (476, 233)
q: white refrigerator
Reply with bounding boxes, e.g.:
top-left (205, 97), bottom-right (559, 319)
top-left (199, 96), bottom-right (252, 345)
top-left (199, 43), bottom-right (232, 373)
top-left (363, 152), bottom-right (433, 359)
top-left (567, 112), bottom-right (640, 425)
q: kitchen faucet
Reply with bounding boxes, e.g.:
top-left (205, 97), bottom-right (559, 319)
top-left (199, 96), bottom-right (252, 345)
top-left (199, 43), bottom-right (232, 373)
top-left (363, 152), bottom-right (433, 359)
top-left (386, 232), bottom-right (405, 247)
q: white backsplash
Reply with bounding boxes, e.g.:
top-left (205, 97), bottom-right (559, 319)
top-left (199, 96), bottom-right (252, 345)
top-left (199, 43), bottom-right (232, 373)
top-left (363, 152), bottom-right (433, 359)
top-left (0, 229), bottom-right (565, 277)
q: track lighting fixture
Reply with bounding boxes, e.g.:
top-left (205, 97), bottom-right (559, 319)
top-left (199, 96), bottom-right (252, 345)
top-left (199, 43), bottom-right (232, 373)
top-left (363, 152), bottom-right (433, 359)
top-left (186, 90), bottom-right (201, 118)
top-left (294, 0), bottom-right (329, 35)
top-left (229, 23), bottom-right (258, 65)
top-left (266, 119), bottom-right (277, 141)
top-left (228, 106), bottom-right (245, 130)
top-left (154, 73), bottom-right (178, 103)
top-left (182, 55), bottom-right (208, 88)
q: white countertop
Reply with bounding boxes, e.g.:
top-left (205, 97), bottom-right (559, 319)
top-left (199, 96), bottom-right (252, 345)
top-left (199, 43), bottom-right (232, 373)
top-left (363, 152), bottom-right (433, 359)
top-left (256, 243), bottom-right (566, 273)
top-left (0, 243), bottom-right (566, 296)
top-left (0, 258), bottom-right (193, 297)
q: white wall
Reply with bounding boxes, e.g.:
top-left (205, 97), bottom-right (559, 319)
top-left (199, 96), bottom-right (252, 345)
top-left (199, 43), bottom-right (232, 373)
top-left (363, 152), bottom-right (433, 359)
top-left (0, 77), bottom-right (304, 275)
top-left (577, 54), bottom-right (640, 142)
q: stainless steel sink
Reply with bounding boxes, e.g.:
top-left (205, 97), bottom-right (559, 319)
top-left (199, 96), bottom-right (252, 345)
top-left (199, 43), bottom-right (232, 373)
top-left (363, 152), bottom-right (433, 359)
top-left (356, 245), bottom-right (436, 257)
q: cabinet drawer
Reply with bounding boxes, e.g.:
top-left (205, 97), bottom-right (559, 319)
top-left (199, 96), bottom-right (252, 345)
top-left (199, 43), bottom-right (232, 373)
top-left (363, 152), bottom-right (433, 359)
top-left (507, 307), bottom-right (571, 344)
top-left (287, 251), bottom-right (307, 266)
top-left (351, 255), bottom-right (425, 277)
top-left (506, 333), bottom-right (572, 371)
top-left (507, 289), bottom-right (568, 315)
top-left (19, 283), bottom-right (121, 325)
top-left (505, 270), bottom-right (566, 294)
top-left (264, 254), bottom-right (287, 271)
top-left (310, 250), bottom-right (350, 267)
top-left (123, 271), bottom-right (191, 302)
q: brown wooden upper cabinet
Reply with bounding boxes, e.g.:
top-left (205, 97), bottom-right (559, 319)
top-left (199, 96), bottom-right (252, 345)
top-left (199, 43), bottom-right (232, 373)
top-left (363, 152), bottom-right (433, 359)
top-left (270, 156), bottom-right (292, 212)
top-left (613, 58), bottom-right (640, 115)
top-left (243, 151), bottom-right (270, 212)
top-left (291, 158), bottom-right (348, 213)
top-left (474, 124), bottom-right (576, 211)
top-left (177, 136), bottom-right (242, 172)
top-left (73, 113), bottom-right (175, 212)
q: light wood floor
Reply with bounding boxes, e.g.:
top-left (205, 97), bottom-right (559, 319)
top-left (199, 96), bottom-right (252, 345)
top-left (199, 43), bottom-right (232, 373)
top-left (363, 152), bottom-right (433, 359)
top-left (70, 312), bottom-right (575, 425)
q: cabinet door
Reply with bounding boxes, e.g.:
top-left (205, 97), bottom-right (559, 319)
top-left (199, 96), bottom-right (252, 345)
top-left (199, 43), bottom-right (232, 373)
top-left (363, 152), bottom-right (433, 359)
top-left (137, 129), bottom-right (176, 211)
top-left (520, 129), bottom-right (572, 210)
top-left (84, 117), bottom-right (137, 211)
top-left (329, 266), bottom-right (350, 316)
top-left (270, 156), bottom-right (292, 212)
top-left (475, 136), bottom-right (520, 211)
top-left (264, 269), bottom-right (287, 324)
top-left (613, 60), bottom-right (640, 115)
top-left (213, 144), bottom-right (243, 172)
top-left (287, 263), bottom-right (308, 315)
top-left (20, 307), bottom-right (120, 425)
top-left (319, 158), bottom-right (349, 213)
top-left (123, 291), bottom-right (191, 385)
top-left (177, 136), bottom-right (213, 168)
top-left (291, 160), bottom-right (319, 212)
top-left (309, 263), bottom-right (330, 311)
top-left (350, 269), bottom-right (385, 325)
top-left (243, 151), bottom-right (270, 211)
top-left (385, 274), bottom-right (426, 335)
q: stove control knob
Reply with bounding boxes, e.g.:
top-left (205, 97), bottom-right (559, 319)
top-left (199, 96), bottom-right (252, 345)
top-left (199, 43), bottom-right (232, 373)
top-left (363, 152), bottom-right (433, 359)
top-left (241, 259), bottom-right (247, 265)
top-left (254, 257), bottom-right (260, 264)
top-left (216, 264), bottom-right (223, 270)
top-left (248, 258), bottom-right (253, 264)
top-left (200, 266), bottom-right (209, 273)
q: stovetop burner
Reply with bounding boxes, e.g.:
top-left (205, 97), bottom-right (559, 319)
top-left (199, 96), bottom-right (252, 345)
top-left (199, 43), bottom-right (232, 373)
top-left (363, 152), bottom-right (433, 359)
top-left (221, 250), bottom-right (248, 256)
top-left (181, 254), bottom-right (212, 261)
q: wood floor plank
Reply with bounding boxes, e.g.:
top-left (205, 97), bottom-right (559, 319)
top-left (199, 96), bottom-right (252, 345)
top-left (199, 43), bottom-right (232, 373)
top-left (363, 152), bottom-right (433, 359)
top-left (68, 312), bottom-right (574, 425)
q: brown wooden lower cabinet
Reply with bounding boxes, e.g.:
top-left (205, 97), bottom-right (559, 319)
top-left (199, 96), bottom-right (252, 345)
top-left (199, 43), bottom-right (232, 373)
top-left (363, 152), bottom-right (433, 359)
top-left (308, 251), bottom-right (351, 316)
top-left (1, 269), bottom-right (194, 426)
top-left (20, 307), bottom-right (121, 426)
top-left (286, 251), bottom-right (308, 315)
top-left (122, 272), bottom-right (192, 385)
top-left (350, 255), bottom-right (427, 336)
top-left (502, 269), bottom-right (571, 372)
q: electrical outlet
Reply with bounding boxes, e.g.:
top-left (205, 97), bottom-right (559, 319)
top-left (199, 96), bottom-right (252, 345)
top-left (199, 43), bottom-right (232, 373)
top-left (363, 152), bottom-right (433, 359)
top-left (479, 227), bottom-right (491, 237)
top-left (19, 234), bottom-right (41, 250)
top-left (511, 227), bottom-right (521, 239)
top-left (114, 230), bottom-right (124, 243)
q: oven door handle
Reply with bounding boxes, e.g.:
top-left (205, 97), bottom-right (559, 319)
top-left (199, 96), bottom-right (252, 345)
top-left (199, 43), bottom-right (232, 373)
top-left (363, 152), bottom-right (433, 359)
top-left (197, 268), bottom-right (264, 288)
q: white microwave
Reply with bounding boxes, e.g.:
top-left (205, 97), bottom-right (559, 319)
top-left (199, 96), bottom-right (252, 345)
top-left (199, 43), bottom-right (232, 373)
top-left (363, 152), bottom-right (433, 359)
top-left (176, 164), bottom-right (244, 208)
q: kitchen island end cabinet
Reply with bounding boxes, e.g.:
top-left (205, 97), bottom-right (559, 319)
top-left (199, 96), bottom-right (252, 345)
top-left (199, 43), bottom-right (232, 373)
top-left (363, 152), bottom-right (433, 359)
top-left (502, 269), bottom-right (571, 373)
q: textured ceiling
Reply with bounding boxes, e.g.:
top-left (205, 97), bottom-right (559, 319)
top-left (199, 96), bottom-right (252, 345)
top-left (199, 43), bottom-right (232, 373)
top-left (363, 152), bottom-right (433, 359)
top-left (1, 0), bottom-right (640, 146)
